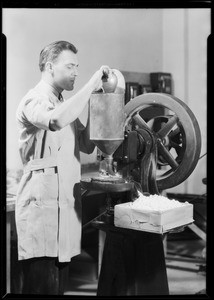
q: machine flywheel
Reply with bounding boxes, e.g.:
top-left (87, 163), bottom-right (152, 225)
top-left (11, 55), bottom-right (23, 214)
top-left (124, 93), bottom-right (201, 191)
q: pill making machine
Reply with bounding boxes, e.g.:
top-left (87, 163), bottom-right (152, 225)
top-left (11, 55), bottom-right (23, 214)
top-left (80, 74), bottom-right (201, 296)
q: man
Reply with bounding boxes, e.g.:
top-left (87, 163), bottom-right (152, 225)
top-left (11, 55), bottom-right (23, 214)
top-left (15, 40), bottom-right (110, 294)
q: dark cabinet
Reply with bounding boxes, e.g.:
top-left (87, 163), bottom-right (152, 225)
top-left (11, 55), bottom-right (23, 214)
top-left (150, 72), bottom-right (172, 94)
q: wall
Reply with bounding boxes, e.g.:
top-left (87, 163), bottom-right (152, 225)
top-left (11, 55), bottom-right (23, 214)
top-left (162, 8), bottom-right (209, 195)
top-left (3, 8), bottom-right (163, 169)
top-left (187, 9), bottom-right (209, 194)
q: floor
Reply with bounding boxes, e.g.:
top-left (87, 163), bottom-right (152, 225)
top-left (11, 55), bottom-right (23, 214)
top-left (63, 228), bottom-right (206, 296)
top-left (165, 237), bottom-right (206, 295)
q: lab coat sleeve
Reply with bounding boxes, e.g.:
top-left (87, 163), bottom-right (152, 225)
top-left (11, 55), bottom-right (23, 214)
top-left (75, 118), bottom-right (95, 154)
top-left (18, 95), bottom-right (55, 131)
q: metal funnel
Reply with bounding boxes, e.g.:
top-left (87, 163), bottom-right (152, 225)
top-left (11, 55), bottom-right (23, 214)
top-left (90, 93), bottom-right (125, 156)
top-left (92, 139), bottom-right (123, 156)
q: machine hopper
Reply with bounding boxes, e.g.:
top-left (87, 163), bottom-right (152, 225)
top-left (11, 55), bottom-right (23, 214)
top-left (89, 93), bottom-right (125, 176)
top-left (90, 93), bottom-right (125, 156)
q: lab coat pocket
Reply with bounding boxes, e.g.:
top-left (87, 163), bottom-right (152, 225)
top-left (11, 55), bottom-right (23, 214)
top-left (28, 173), bottom-right (58, 256)
top-left (39, 173), bottom-right (59, 255)
top-left (39, 173), bottom-right (59, 206)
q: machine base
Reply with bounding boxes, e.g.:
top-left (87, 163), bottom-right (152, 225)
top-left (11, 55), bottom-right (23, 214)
top-left (95, 223), bottom-right (169, 296)
top-left (81, 177), bottom-right (134, 193)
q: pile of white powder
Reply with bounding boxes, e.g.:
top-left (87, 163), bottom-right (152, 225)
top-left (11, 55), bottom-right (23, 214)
top-left (131, 192), bottom-right (188, 212)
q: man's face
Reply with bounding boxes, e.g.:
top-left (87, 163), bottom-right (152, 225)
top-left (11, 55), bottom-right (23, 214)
top-left (51, 50), bottom-right (79, 91)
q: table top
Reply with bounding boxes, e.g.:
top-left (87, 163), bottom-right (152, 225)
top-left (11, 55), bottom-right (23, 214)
top-left (6, 196), bottom-right (16, 212)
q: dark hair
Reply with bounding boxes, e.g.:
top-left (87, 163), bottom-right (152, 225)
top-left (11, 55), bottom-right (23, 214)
top-left (39, 41), bottom-right (78, 72)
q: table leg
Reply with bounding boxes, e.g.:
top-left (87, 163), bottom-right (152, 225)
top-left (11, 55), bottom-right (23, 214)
top-left (6, 213), bottom-right (11, 293)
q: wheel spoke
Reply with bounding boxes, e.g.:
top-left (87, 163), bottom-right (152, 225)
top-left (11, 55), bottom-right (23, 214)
top-left (168, 127), bottom-right (180, 138)
top-left (157, 115), bottom-right (179, 138)
top-left (157, 140), bottom-right (179, 170)
top-left (133, 113), bottom-right (150, 130)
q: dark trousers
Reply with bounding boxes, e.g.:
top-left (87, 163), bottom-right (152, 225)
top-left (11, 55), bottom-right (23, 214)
top-left (18, 257), bottom-right (69, 295)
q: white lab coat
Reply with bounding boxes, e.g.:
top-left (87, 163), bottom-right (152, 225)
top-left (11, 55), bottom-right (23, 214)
top-left (16, 80), bottom-right (91, 262)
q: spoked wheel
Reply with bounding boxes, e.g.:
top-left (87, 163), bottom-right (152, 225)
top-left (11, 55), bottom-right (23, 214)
top-left (124, 93), bottom-right (201, 191)
top-left (147, 115), bottom-right (185, 167)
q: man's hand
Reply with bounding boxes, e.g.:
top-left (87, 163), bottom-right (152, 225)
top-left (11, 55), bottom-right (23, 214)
top-left (89, 65), bottom-right (110, 92)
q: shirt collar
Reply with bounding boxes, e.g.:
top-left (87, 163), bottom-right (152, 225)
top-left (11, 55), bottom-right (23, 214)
top-left (35, 80), bottom-right (63, 102)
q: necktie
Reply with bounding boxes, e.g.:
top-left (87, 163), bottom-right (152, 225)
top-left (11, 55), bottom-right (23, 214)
top-left (58, 93), bottom-right (63, 102)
